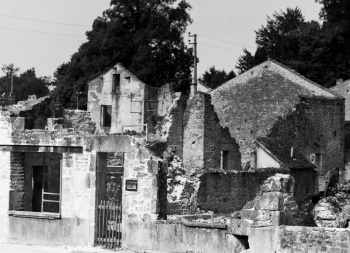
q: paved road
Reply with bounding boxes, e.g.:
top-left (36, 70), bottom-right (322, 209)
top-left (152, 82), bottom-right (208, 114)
top-left (0, 243), bottom-right (136, 253)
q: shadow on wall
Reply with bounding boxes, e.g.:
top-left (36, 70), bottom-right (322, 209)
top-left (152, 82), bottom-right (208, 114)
top-left (196, 169), bottom-right (289, 213)
top-left (267, 102), bottom-right (315, 151)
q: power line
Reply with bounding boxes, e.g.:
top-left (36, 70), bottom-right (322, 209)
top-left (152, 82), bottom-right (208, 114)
top-left (198, 34), bottom-right (256, 49)
top-left (0, 26), bottom-right (85, 37)
top-left (0, 14), bottom-right (91, 28)
top-left (199, 42), bottom-right (242, 53)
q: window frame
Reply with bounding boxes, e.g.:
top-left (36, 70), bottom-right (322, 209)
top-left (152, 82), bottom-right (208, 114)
top-left (8, 153), bottom-right (62, 219)
top-left (101, 105), bottom-right (112, 127)
top-left (112, 73), bottom-right (121, 93)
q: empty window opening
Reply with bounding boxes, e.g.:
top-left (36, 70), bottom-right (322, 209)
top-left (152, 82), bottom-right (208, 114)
top-left (234, 235), bottom-right (250, 249)
top-left (221, 150), bottom-right (230, 170)
top-left (310, 153), bottom-right (322, 170)
top-left (112, 74), bottom-right (120, 93)
top-left (9, 152), bottom-right (62, 214)
top-left (101, 105), bottom-right (112, 127)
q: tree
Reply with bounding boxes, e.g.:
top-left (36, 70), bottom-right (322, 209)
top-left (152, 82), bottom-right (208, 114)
top-left (53, 0), bottom-right (193, 109)
top-left (236, 8), bottom-right (305, 74)
top-left (236, 5), bottom-right (350, 87)
top-left (0, 67), bottom-right (49, 102)
top-left (199, 66), bottom-right (236, 89)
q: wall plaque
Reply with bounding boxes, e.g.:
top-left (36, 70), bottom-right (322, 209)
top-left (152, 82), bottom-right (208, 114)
top-left (125, 179), bottom-right (138, 191)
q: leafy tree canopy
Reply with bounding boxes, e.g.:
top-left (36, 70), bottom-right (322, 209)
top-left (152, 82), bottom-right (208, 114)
top-left (236, 3), bottom-right (350, 88)
top-left (0, 66), bottom-right (49, 102)
top-left (199, 66), bottom-right (236, 89)
top-left (53, 0), bottom-right (193, 109)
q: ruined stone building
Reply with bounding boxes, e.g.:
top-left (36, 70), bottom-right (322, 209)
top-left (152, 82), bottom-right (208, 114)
top-left (211, 60), bottom-right (345, 190)
top-left (331, 79), bottom-right (350, 181)
top-left (0, 60), bottom-right (346, 253)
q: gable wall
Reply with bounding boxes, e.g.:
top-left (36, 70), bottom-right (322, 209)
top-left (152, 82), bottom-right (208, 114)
top-left (88, 65), bottom-right (146, 134)
top-left (212, 69), bottom-right (306, 167)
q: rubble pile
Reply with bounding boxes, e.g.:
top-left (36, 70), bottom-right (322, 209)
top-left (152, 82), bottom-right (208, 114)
top-left (231, 173), bottom-right (299, 236)
top-left (166, 154), bottom-right (202, 214)
top-left (313, 183), bottom-right (350, 228)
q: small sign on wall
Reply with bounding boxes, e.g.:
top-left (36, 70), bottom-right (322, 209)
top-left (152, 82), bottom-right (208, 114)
top-left (125, 179), bottom-right (138, 191)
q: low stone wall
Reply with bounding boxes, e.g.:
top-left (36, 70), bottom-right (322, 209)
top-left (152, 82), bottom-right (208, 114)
top-left (278, 226), bottom-right (349, 252)
top-left (197, 169), bottom-right (288, 213)
top-left (123, 220), bottom-right (247, 253)
top-left (197, 168), bottom-right (316, 214)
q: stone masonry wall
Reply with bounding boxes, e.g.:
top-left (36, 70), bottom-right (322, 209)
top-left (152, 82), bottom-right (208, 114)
top-left (278, 226), bottom-right (349, 252)
top-left (183, 94), bottom-right (205, 175)
top-left (211, 63), bottom-right (344, 181)
top-left (203, 94), bottom-right (241, 170)
top-left (122, 139), bottom-right (160, 222)
top-left (268, 97), bottom-right (344, 190)
top-left (183, 92), bottom-right (241, 175)
top-left (197, 169), bottom-right (289, 213)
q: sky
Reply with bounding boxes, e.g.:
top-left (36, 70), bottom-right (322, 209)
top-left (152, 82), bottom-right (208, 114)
top-left (0, 0), bottom-right (322, 79)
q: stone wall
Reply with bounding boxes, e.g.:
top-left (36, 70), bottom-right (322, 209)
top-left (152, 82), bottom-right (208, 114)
top-left (278, 226), bottom-right (349, 252)
top-left (87, 64), bottom-right (146, 134)
top-left (63, 109), bottom-right (96, 134)
top-left (124, 221), bottom-right (246, 253)
top-left (196, 168), bottom-right (316, 214)
top-left (197, 169), bottom-right (289, 213)
top-left (0, 110), bottom-right (161, 247)
top-left (211, 61), bottom-right (344, 185)
top-left (183, 94), bottom-right (205, 175)
top-left (183, 92), bottom-right (240, 175)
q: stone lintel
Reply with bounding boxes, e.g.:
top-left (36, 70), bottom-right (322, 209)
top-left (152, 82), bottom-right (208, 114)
top-left (0, 145), bottom-right (83, 153)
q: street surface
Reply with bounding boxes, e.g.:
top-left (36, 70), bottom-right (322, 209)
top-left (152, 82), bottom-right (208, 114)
top-left (0, 243), bottom-right (136, 253)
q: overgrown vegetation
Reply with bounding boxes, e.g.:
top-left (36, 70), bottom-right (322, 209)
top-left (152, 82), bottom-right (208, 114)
top-left (236, 1), bottom-right (350, 88)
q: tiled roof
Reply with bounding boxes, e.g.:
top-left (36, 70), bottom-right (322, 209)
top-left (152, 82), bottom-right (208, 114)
top-left (256, 137), bottom-right (316, 170)
top-left (213, 60), bottom-right (342, 99)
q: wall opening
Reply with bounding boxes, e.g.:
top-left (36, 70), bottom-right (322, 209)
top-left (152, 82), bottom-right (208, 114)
top-left (9, 152), bottom-right (62, 214)
top-left (221, 150), bottom-right (229, 170)
top-left (106, 152), bottom-right (124, 204)
top-left (101, 105), bottom-right (112, 127)
top-left (112, 74), bottom-right (120, 93)
top-left (234, 235), bottom-right (250, 250)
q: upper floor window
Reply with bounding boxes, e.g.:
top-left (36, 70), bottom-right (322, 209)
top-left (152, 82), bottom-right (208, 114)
top-left (101, 105), bottom-right (112, 127)
top-left (112, 74), bottom-right (120, 93)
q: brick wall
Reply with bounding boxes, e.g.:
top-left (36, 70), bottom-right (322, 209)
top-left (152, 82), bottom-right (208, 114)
top-left (9, 152), bottom-right (25, 211)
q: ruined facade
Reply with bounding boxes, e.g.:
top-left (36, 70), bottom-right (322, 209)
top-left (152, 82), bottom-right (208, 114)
top-left (211, 60), bottom-right (345, 190)
top-left (331, 79), bottom-right (350, 182)
top-left (88, 63), bottom-right (147, 134)
top-left (0, 59), bottom-right (346, 252)
top-left (0, 106), bottom-right (161, 247)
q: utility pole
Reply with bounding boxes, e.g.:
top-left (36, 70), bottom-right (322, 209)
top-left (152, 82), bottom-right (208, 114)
top-left (189, 32), bottom-right (197, 97)
top-left (76, 92), bottom-right (82, 110)
top-left (1, 64), bottom-right (19, 97)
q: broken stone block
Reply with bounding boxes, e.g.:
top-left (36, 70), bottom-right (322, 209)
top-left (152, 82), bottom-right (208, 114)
top-left (314, 196), bottom-right (349, 228)
top-left (260, 173), bottom-right (294, 193)
top-left (255, 192), bottom-right (283, 211)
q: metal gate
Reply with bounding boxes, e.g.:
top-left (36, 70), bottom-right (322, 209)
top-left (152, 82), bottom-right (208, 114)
top-left (97, 200), bottom-right (122, 249)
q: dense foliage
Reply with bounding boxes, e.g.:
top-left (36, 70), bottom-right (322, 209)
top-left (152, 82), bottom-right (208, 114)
top-left (53, 0), bottom-right (193, 109)
top-left (236, 2), bottom-right (350, 88)
top-left (0, 67), bottom-right (49, 102)
top-left (199, 66), bottom-right (236, 89)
